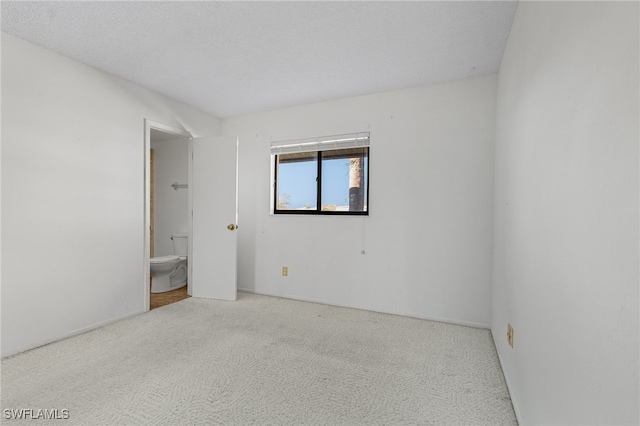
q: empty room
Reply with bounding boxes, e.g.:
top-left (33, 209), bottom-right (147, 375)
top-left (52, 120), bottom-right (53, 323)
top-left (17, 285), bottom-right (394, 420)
top-left (1, 1), bottom-right (638, 425)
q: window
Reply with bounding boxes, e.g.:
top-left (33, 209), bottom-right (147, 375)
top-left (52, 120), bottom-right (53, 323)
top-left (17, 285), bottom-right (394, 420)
top-left (272, 133), bottom-right (369, 215)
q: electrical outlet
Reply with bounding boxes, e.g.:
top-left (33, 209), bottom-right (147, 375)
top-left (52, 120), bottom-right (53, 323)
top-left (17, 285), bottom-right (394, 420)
top-left (507, 324), bottom-right (514, 348)
top-left (282, 266), bottom-right (288, 277)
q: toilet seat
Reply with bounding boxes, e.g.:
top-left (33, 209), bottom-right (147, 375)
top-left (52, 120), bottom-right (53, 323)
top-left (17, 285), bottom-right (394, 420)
top-left (150, 255), bottom-right (180, 264)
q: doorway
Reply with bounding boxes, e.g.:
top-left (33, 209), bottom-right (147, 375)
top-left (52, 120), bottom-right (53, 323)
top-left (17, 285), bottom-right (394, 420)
top-left (144, 120), bottom-right (192, 311)
top-left (144, 120), bottom-right (240, 310)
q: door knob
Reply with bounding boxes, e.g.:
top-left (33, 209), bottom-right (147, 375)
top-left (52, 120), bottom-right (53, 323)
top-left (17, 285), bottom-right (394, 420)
top-left (227, 224), bottom-right (237, 231)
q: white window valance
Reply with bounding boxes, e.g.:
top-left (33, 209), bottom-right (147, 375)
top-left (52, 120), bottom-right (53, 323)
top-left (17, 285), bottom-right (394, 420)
top-left (270, 132), bottom-right (370, 155)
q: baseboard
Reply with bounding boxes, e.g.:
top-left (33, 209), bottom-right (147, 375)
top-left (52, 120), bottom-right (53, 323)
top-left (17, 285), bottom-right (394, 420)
top-left (237, 287), bottom-right (490, 329)
top-left (491, 329), bottom-right (523, 425)
top-left (1, 309), bottom-right (146, 359)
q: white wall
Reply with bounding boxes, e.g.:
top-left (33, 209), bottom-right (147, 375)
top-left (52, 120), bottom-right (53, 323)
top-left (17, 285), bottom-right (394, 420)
top-left (1, 33), bottom-right (221, 357)
top-left (151, 139), bottom-right (190, 257)
top-left (223, 74), bottom-right (497, 327)
top-left (492, 3), bottom-right (639, 424)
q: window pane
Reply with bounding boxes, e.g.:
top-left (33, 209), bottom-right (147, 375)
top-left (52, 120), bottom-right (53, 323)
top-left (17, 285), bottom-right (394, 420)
top-left (276, 152), bottom-right (318, 210)
top-left (321, 148), bottom-right (368, 212)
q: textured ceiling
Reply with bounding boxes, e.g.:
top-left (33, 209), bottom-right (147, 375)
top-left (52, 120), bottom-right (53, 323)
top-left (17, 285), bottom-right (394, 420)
top-left (1, 1), bottom-right (518, 118)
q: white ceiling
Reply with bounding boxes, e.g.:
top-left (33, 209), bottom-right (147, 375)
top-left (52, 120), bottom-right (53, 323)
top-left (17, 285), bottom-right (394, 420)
top-left (1, 1), bottom-right (518, 118)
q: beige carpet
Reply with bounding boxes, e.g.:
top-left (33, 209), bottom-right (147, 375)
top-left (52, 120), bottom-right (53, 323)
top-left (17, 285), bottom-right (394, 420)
top-left (1, 292), bottom-right (517, 425)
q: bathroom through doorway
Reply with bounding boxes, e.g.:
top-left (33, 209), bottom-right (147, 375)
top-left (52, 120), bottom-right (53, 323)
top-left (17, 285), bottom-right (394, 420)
top-left (144, 119), bottom-right (240, 311)
top-left (145, 120), bottom-right (191, 311)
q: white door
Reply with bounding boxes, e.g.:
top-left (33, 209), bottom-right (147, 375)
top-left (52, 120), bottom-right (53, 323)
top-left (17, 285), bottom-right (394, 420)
top-left (190, 136), bottom-right (238, 301)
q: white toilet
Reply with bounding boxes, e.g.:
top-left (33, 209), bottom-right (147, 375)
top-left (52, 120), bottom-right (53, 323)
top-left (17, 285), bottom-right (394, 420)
top-left (150, 233), bottom-right (188, 293)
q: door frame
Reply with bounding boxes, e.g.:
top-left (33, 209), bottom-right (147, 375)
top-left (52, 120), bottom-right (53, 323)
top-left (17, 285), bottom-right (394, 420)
top-left (143, 119), bottom-right (192, 311)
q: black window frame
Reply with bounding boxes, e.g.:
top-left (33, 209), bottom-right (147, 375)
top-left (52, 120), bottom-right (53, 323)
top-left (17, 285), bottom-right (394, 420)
top-left (273, 147), bottom-right (370, 216)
